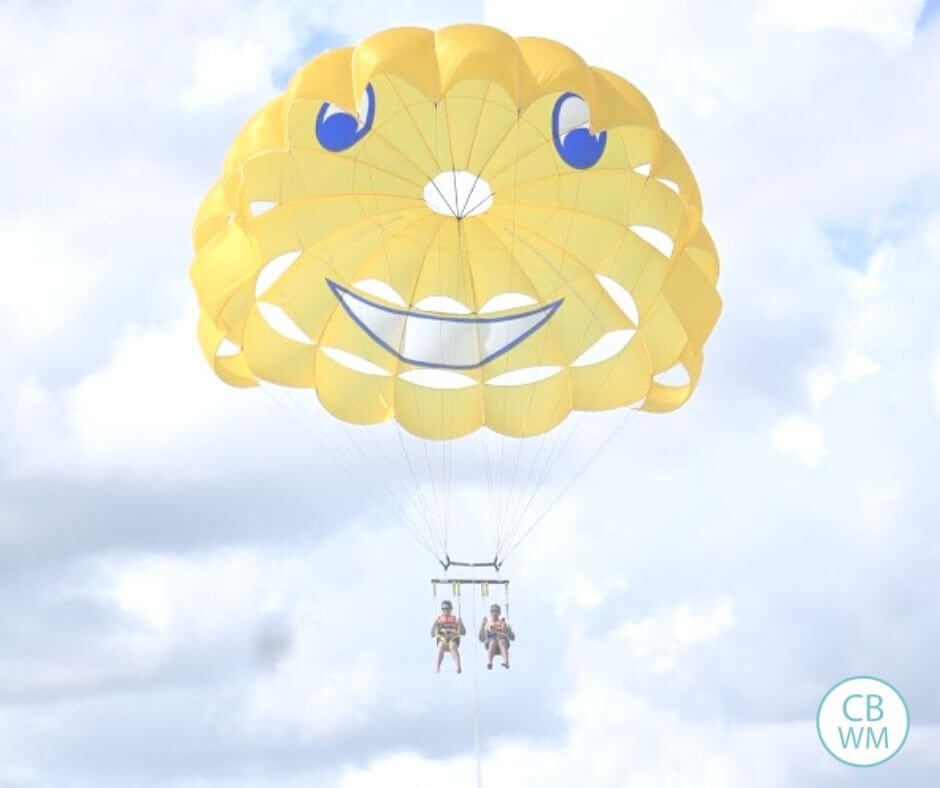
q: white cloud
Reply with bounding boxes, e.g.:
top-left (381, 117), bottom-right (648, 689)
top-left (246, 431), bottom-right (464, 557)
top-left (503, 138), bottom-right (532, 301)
top-left (610, 598), bottom-right (736, 675)
top-left (182, 38), bottom-right (276, 108)
top-left (841, 351), bottom-right (881, 382)
top-left (805, 352), bottom-right (880, 407)
top-left (65, 316), bottom-right (238, 472)
top-left (0, 215), bottom-right (100, 343)
top-left (4, 313), bottom-right (268, 481)
top-left (335, 683), bottom-right (798, 788)
top-left (761, 0), bottom-right (923, 47)
top-left (771, 415), bottom-right (826, 466)
top-left (932, 353), bottom-right (940, 413)
top-left (806, 364), bottom-right (837, 406)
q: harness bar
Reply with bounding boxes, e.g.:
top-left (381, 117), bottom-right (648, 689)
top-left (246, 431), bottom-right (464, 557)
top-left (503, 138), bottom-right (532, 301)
top-left (440, 555), bottom-right (502, 571)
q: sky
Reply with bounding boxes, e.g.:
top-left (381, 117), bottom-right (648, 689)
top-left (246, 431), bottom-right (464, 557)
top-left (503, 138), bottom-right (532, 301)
top-left (1, 0), bottom-right (939, 785)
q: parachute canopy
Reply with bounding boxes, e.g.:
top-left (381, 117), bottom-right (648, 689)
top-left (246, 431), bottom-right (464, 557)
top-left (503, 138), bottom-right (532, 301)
top-left (190, 24), bottom-right (721, 440)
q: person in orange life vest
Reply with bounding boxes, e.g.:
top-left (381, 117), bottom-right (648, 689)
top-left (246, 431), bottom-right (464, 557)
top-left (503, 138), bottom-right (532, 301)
top-left (432, 599), bottom-right (466, 673)
top-left (479, 603), bottom-right (514, 669)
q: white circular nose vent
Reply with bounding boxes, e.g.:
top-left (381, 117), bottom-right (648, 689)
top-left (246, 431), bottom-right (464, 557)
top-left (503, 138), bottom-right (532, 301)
top-left (423, 170), bottom-right (493, 218)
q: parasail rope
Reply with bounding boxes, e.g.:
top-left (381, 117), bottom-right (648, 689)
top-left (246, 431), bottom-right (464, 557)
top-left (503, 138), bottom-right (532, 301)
top-left (362, 424), bottom-right (446, 557)
top-left (258, 383), bottom-right (443, 563)
top-left (492, 278), bottom-right (625, 555)
top-left (492, 163), bottom-right (665, 561)
top-left (357, 101), bottom-right (455, 559)
top-left (276, 144), bottom-right (452, 562)
top-left (499, 404), bottom-right (639, 564)
top-left (470, 563), bottom-right (483, 788)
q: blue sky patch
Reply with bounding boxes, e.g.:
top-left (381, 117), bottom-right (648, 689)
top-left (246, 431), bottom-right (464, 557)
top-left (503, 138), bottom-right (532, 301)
top-left (917, 0), bottom-right (940, 30)
top-left (824, 224), bottom-right (877, 271)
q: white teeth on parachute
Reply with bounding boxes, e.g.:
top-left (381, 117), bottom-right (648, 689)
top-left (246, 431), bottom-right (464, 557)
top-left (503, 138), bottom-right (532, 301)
top-left (329, 280), bottom-right (560, 370)
top-left (413, 296), bottom-right (472, 315)
top-left (351, 279), bottom-right (407, 306)
top-left (480, 293), bottom-right (538, 313)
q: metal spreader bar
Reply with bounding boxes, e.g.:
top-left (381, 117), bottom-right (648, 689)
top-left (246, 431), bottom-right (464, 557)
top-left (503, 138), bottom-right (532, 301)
top-left (439, 554), bottom-right (502, 571)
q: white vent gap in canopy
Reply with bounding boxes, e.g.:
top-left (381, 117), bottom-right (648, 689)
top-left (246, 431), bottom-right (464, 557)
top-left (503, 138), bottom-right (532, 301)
top-left (216, 338), bottom-right (240, 357)
top-left (321, 346), bottom-right (389, 376)
top-left (656, 178), bottom-right (680, 195)
top-left (631, 225), bottom-right (675, 258)
top-left (424, 171), bottom-right (493, 219)
top-left (250, 200), bottom-right (277, 217)
top-left (256, 250), bottom-right (301, 298)
top-left (595, 274), bottom-right (639, 325)
top-left (486, 366), bottom-right (562, 386)
top-left (572, 330), bottom-right (635, 367)
top-left (399, 369), bottom-right (477, 390)
top-left (653, 364), bottom-right (691, 386)
top-left (257, 302), bottom-right (313, 344)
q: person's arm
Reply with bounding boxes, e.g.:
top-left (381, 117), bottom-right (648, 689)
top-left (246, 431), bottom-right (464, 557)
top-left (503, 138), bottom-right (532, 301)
top-left (506, 622), bottom-right (515, 641)
top-left (478, 618), bottom-right (487, 642)
top-left (431, 619), bottom-right (439, 637)
top-left (458, 617), bottom-right (466, 636)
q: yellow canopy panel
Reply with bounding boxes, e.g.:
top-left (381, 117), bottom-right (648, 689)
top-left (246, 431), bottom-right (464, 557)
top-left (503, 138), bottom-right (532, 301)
top-left (190, 23), bottom-right (721, 439)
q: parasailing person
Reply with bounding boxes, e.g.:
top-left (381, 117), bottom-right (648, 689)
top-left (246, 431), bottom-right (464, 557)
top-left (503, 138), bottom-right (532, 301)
top-left (480, 603), bottom-right (515, 670)
top-left (432, 599), bottom-right (466, 673)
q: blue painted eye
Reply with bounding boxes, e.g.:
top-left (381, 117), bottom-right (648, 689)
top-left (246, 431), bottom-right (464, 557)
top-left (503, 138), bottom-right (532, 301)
top-left (552, 92), bottom-right (606, 169)
top-left (315, 84), bottom-right (375, 152)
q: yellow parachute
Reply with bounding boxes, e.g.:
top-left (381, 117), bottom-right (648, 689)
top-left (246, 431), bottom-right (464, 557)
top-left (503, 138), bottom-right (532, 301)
top-left (191, 24), bottom-right (720, 441)
top-left (190, 24), bottom-right (721, 569)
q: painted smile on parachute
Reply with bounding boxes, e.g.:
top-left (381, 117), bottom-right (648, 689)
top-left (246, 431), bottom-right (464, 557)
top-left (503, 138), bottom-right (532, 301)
top-left (328, 280), bottom-right (562, 370)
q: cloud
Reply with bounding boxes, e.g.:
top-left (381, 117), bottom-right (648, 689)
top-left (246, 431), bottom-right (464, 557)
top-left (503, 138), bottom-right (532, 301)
top-left (932, 353), bottom-right (940, 413)
top-left (610, 598), bottom-right (736, 675)
top-left (3, 1), bottom-right (940, 786)
top-left (761, 0), bottom-right (923, 47)
top-left (182, 37), bottom-right (277, 109)
top-left (5, 314), bottom-right (268, 482)
top-left (771, 415), bottom-right (826, 466)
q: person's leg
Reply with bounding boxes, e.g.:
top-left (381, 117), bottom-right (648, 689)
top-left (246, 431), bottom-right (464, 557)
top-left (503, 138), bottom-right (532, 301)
top-left (449, 640), bottom-right (462, 673)
top-left (436, 640), bottom-right (447, 672)
top-left (498, 638), bottom-right (509, 668)
top-left (486, 639), bottom-right (497, 668)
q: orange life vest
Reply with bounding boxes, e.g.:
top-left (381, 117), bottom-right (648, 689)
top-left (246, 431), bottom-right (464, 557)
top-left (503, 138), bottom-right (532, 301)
top-left (437, 613), bottom-right (458, 631)
top-left (486, 618), bottom-right (508, 634)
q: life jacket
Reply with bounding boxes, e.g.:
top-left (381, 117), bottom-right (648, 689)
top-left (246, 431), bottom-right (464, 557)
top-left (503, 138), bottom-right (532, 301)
top-left (437, 613), bottom-right (458, 632)
top-left (486, 617), bottom-right (508, 635)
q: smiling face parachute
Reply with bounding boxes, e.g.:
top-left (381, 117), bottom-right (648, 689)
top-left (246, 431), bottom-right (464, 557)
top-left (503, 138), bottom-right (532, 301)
top-left (190, 25), bottom-right (721, 564)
